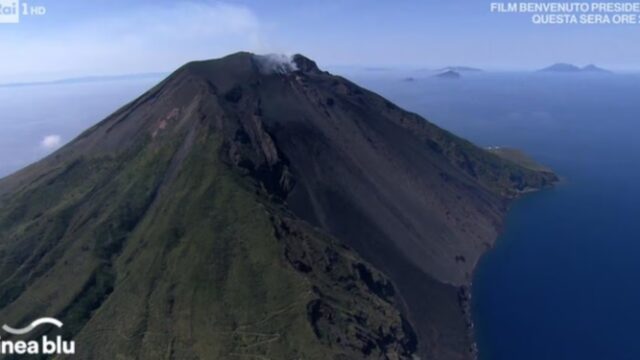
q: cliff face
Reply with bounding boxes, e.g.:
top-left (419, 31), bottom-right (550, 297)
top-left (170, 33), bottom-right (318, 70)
top-left (0, 52), bottom-right (556, 359)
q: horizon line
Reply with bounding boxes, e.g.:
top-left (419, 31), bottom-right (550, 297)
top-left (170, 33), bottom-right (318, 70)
top-left (3, 64), bottom-right (640, 88)
top-left (0, 72), bottom-right (169, 89)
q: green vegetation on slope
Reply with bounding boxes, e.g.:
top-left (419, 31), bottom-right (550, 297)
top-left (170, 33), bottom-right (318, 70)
top-left (488, 147), bottom-right (553, 173)
top-left (0, 126), bottom-right (415, 359)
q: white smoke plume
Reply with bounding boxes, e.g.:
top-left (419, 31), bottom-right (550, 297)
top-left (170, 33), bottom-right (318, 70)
top-left (254, 54), bottom-right (298, 74)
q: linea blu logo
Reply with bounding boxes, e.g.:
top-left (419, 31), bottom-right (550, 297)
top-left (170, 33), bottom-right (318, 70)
top-left (0, 0), bottom-right (19, 23)
top-left (0, 317), bottom-right (76, 355)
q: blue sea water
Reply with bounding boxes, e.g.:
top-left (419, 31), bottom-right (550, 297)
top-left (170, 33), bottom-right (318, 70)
top-left (351, 71), bottom-right (640, 360)
top-left (1, 71), bottom-right (639, 359)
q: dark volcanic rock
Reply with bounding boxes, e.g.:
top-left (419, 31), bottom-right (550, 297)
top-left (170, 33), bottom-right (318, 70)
top-left (0, 52), bottom-right (556, 360)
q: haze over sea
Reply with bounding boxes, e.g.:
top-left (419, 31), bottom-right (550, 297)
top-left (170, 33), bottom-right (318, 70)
top-left (1, 69), bottom-right (639, 359)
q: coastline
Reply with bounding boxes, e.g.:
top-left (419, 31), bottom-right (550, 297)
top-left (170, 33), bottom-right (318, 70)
top-left (465, 175), bottom-right (560, 360)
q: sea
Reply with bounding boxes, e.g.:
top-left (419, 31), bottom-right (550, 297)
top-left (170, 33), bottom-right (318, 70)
top-left (1, 69), bottom-right (639, 359)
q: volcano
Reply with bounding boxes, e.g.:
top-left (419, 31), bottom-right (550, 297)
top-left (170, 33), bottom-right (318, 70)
top-left (0, 52), bottom-right (556, 359)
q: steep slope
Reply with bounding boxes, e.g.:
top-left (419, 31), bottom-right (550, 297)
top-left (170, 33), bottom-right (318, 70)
top-left (0, 52), bottom-right (556, 359)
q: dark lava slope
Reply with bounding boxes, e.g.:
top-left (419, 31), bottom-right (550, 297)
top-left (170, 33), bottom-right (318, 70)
top-left (0, 52), bottom-right (556, 359)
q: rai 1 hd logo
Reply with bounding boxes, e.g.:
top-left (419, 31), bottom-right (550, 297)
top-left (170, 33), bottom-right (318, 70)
top-left (0, 0), bottom-right (47, 24)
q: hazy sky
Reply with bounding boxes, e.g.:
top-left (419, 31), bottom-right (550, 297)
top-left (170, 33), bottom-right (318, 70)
top-left (0, 0), bottom-right (638, 81)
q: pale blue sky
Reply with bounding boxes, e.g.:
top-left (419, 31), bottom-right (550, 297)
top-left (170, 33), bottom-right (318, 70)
top-left (0, 0), bottom-right (638, 81)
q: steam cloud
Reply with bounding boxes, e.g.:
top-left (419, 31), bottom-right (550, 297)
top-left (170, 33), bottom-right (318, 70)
top-left (254, 54), bottom-right (298, 74)
top-left (41, 135), bottom-right (62, 150)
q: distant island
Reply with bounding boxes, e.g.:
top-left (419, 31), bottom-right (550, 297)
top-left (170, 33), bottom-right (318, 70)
top-left (436, 70), bottom-right (461, 79)
top-left (538, 63), bottom-right (612, 74)
top-left (0, 72), bottom-right (167, 88)
top-left (438, 66), bottom-right (483, 73)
